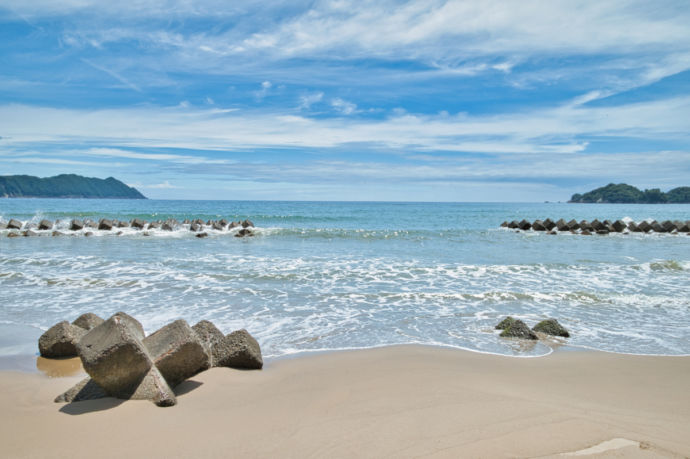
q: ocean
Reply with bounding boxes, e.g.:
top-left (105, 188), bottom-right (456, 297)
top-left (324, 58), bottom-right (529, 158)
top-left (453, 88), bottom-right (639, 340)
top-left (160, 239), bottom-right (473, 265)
top-left (1, 199), bottom-right (689, 360)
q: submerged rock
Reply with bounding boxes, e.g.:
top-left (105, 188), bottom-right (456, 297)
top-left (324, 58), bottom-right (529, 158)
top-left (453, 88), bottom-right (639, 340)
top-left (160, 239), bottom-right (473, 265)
top-left (499, 320), bottom-right (537, 340)
top-left (70, 219), bottom-right (84, 231)
top-left (532, 319), bottom-right (570, 338)
top-left (38, 321), bottom-right (87, 358)
top-left (98, 219), bottom-right (114, 231)
top-left (495, 316), bottom-right (516, 330)
top-left (131, 218), bottom-right (146, 229)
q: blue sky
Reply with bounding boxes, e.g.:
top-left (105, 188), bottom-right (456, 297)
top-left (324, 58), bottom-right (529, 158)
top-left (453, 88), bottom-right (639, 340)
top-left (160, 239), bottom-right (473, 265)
top-left (1, 1), bottom-right (689, 201)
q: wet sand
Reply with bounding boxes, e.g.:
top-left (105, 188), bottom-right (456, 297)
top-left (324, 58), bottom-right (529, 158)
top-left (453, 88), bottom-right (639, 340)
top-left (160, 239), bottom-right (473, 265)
top-left (0, 345), bottom-right (689, 458)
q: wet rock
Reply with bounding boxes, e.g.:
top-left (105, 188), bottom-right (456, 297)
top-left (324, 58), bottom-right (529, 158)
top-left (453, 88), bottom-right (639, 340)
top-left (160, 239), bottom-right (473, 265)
top-left (38, 219), bottom-right (53, 230)
top-left (161, 221), bottom-right (174, 231)
top-left (547, 230), bottom-right (558, 235)
top-left (84, 232), bottom-right (94, 237)
top-left (131, 218), bottom-right (146, 229)
top-left (7, 231), bottom-right (20, 238)
top-left (532, 220), bottom-right (546, 231)
top-left (38, 321), bottom-right (87, 358)
top-left (85, 219), bottom-right (97, 229)
top-left (596, 229), bottom-right (609, 235)
top-left (143, 319), bottom-right (210, 387)
top-left (219, 219), bottom-right (229, 227)
top-left (52, 231), bottom-right (64, 237)
top-left (650, 221), bottom-right (664, 233)
top-left (495, 316), bottom-right (516, 330)
top-left (70, 219), bottom-right (84, 231)
top-left (192, 320), bottom-right (226, 367)
top-left (196, 232), bottom-right (209, 238)
top-left (117, 220), bottom-right (130, 228)
top-left (555, 219), bottom-right (569, 231)
top-left (543, 218), bottom-right (556, 231)
top-left (579, 220), bottom-right (593, 231)
top-left (517, 219), bottom-right (531, 230)
top-left (661, 220), bottom-right (677, 232)
top-left (678, 222), bottom-right (690, 233)
top-left (637, 221), bottom-right (652, 232)
top-left (98, 219), bottom-right (114, 231)
top-left (229, 221), bottom-right (240, 229)
top-left (22, 230), bottom-right (39, 237)
top-left (241, 219), bottom-right (255, 228)
top-left (611, 220), bottom-right (627, 232)
top-left (500, 221), bottom-right (508, 228)
top-left (55, 377), bottom-right (108, 403)
top-left (148, 222), bottom-right (160, 230)
top-left (499, 320), bottom-right (538, 340)
top-left (566, 219), bottom-right (580, 230)
top-left (590, 219), bottom-right (605, 231)
top-left (7, 219), bottom-right (22, 230)
top-left (72, 313), bottom-right (105, 331)
top-left (216, 329), bottom-right (263, 369)
top-left (532, 319), bottom-right (570, 338)
top-left (190, 223), bottom-right (201, 232)
top-left (235, 228), bottom-right (254, 237)
top-left (212, 221), bottom-right (224, 231)
top-left (627, 221), bottom-right (641, 232)
top-left (507, 220), bottom-right (519, 229)
top-left (76, 313), bottom-right (152, 397)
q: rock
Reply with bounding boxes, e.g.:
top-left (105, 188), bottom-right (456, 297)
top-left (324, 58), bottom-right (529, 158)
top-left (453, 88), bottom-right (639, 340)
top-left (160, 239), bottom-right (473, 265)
top-left (76, 313), bottom-right (151, 397)
top-left (192, 320), bottom-right (226, 367)
top-left (555, 219), bottom-right (569, 231)
top-left (650, 221), bottom-right (664, 233)
top-left (235, 229), bottom-right (254, 237)
top-left (532, 319), bottom-right (570, 337)
top-left (190, 223), bottom-right (201, 232)
top-left (566, 219), bottom-right (580, 230)
top-left (55, 377), bottom-right (108, 403)
top-left (500, 221), bottom-right (508, 228)
top-left (84, 231), bottom-right (94, 237)
top-left (219, 219), bottom-right (229, 227)
top-left (38, 321), bottom-right (87, 358)
top-left (72, 313), bottom-right (105, 331)
top-left (85, 219), bottom-right (97, 229)
top-left (495, 316), bottom-right (516, 330)
top-left (596, 229), bottom-right (609, 235)
top-left (661, 220), bottom-right (677, 232)
top-left (131, 218), bottom-right (146, 229)
top-left (517, 219), bottom-right (531, 230)
top-left (627, 221), bottom-right (641, 232)
top-left (161, 222), bottom-right (174, 231)
top-left (590, 219), bottom-right (605, 231)
top-left (229, 221), bottom-right (240, 229)
top-left (212, 221), bottom-right (224, 231)
top-left (128, 366), bottom-right (177, 407)
top-left (7, 219), bottom-right (23, 230)
top-left (148, 222), bottom-right (160, 230)
top-left (611, 220), bottom-right (627, 232)
top-left (52, 231), bottom-right (64, 237)
top-left (117, 220), bottom-right (130, 228)
top-left (216, 329), bottom-right (263, 369)
top-left (241, 219), bottom-right (255, 228)
top-left (143, 319), bottom-right (210, 387)
top-left (532, 220), bottom-right (546, 231)
top-left (579, 220), bottom-right (593, 231)
top-left (547, 230), bottom-right (557, 235)
top-left (499, 320), bottom-right (538, 340)
top-left (543, 218), bottom-right (556, 231)
top-left (678, 222), bottom-right (690, 233)
top-left (196, 232), bottom-right (209, 238)
top-left (7, 231), bottom-right (20, 238)
top-left (38, 219), bottom-right (53, 230)
top-left (507, 221), bottom-right (519, 229)
top-left (183, 219), bottom-right (191, 224)
top-left (22, 230), bottom-right (39, 237)
top-left (637, 221), bottom-right (652, 232)
top-left (70, 219), bottom-right (84, 231)
top-left (112, 311), bottom-right (145, 339)
top-left (98, 219), bottom-right (114, 231)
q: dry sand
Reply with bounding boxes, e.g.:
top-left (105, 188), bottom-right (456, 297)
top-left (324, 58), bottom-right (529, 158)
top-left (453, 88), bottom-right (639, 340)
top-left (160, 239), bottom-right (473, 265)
top-left (1, 346), bottom-right (689, 458)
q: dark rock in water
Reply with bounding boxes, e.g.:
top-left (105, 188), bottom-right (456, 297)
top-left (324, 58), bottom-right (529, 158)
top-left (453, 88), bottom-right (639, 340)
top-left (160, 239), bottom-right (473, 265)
top-left (517, 219), bottom-right (531, 230)
top-left (55, 377), bottom-right (109, 403)
top-left (85, 219), bottom-right (97, 229)
top-left (143, 319), bottom-right (210, 387)
top-left (52, 231), bottom-right (64, 237)
top-left (596, 229), bottom-right (609, 235)
top-left (611, 220), bottom-right (627, 232)
top-left (235, 228), bottom-right (254, 237)
top-left (206, 220), bottom-right (212, 225)
top-left (72, 313), bottom-right (105, 331)
top-left (98, 219), bottom-right (113, 231)
top-left (533, 319), bottom-right (570, 338)
top-left (7, 231), bottom-right (20, 238)
top-left (192, 320), bottom-right (225, 367)
top-left (38, 219), bottom-right (53, 230)
top-left (70, 219), bottom-right (84, 231)
top-left (242, 219), bottom-right (254, 228)
top-left (183, 219), bottom-right (191, 224)
top-left (581, 230), bottom-right (592, 236)
top-left (84, 231), bottom-right (94, 237)
top-left (566, 219), bottom-right (580, 230)
top-left (193, 219), bottom-right (204, 225)
top-left (532, 220), bottom-right (546, 231)
top-left (7, 219), bottom-right (22, 230)
top-left (76, 313), bottom-right (153, 398)
top-left (229, 221), bottom-right (240, 229)
top-left (500, 221), bottom-right (508, 228)
top-left (38, 321), bottom-right (87, 358)
top-left (161, 221), bottom-right (174, 231)
top-left (131, 218), bottom-right (146, 229)
top-left (22, 230), bottom-right (39, 237)
top-left (637, 221), bottom-right (652, 232)
top-left (678, 222), bottom-right (690, 233)
top-left (547, 230), bottom-right (557, 235)
top-left (148, 222), bottom-right (160, 230)
top-left (555, 219), bottom-right (569, 231)
top-left (212, 221), bottom-right (224, 231)
top-left (190, 223), bottom-right (201, 232)
top-left (117, 220), bottom-right (130, 228)
top-left (219, 219), bottom-right (229, 227)
top-left (507, 220), bottom-right (519, 229)
top-left (196, 232), bottom-right (209, 238)
top-left (650, 221), bottom-right (664, 233)
top-left (579, 220), bottom-right (593, 231)
top-left (499, 320), bottom-right (538, 340)
top-left (590, 219), bottom-right (605, 231)
top-left (495, 316), bottom-right (516, 330)
top-left (216, 329), bottom-right (263, 370)
top-left (661, 220), bottom-right (677, 232)
top-left (543, 218), bottom-right (556, 230)
top-left (627, 221), bottom-right (641, 232)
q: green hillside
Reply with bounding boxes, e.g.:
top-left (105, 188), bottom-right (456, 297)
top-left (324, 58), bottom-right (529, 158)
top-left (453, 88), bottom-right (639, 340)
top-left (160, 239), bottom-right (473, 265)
top-left (0, 174), bottom-right (146, 199)
top-left (569, 183), bottom-right (690, 203)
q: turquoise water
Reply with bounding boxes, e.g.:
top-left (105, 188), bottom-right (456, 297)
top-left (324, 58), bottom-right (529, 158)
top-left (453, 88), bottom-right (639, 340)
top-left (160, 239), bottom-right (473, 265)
top-left (1, 199), bottom-right (689, 358)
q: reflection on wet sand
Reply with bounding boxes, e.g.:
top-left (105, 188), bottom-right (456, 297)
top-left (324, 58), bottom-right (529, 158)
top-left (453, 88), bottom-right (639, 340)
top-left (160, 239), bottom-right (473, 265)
top-left (36, 356), bottom-right (84, 378)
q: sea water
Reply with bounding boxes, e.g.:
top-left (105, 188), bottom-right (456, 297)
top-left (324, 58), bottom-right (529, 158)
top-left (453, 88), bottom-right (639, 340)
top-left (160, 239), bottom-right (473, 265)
top-left (1, 199), bottom-right (689, 359)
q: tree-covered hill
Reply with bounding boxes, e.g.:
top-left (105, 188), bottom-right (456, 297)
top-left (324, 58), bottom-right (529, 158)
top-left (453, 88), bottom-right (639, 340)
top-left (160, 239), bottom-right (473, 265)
top-left (570, 183), bottom-right (690, 203)
top-left (0, 174), bottom-right (146, 199)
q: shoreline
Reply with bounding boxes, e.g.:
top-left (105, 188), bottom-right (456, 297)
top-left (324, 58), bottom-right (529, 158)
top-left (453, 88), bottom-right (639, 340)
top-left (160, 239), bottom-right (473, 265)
top-left (1, 345), bottom-right (688, 457)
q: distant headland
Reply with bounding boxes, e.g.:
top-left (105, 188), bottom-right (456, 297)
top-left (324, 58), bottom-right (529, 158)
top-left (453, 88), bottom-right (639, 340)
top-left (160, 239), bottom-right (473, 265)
top-left (0, 174), bottom-right (146, 199)
top-left (569, 183), bottom-right (690, 204)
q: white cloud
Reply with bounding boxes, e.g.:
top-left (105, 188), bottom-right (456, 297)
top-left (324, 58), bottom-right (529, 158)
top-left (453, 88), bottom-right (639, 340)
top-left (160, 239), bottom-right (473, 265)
top-left (330, 98), bottom-right (357, 115)
top-left (299, 92), bottom-right (324, 110)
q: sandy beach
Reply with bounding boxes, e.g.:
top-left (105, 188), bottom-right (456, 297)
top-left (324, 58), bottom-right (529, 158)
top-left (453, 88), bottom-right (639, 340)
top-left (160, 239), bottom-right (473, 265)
top-left (0, 346), bottom-right (688, 458)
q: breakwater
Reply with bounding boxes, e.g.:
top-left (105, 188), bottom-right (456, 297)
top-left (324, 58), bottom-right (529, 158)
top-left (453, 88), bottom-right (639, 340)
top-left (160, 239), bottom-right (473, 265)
top-left (501, 218), bottom-right (690, 235)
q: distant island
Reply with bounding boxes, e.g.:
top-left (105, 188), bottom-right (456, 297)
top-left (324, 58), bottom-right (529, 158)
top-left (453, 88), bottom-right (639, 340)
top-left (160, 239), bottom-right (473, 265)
top-left (569, 183), bottom-right (690, 204)
top-left (0, 174), bottom-right (146, 199)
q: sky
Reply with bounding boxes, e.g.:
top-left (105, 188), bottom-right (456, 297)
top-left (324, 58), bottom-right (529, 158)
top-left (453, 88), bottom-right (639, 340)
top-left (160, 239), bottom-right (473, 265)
top-left (0, 1), bottom-right (689, 201)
